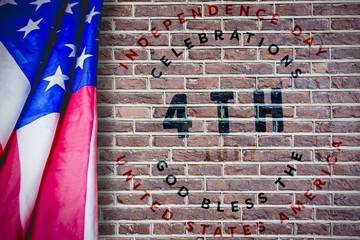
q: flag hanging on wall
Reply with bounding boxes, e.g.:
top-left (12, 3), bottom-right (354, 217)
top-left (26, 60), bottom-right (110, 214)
top-left (0, 0), bottom-right (102, 239)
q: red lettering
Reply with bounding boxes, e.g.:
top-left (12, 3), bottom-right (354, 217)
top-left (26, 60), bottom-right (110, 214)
top-left (151, 27), bottom-right (161, 38)
top-left (192, 7), bottom-right (202, 19)
top-left (150, 201), bottom-right (161, 212)
top-left (271, 13), bottom-right (281, 24)
top-left (116, 155), bottom-right (127, 165)
top-left (225, 4), bottom-right (233, 15)
top-left (257, 222), bottom-right (266, 233)
top-left (140, 190), bottom-right (151, 201)
top-left (186, 221), bottom-right (194, 232)
top-left (316, 44), bottom-right (327, 55)
top-left (321, 169), bottom-right (331, 176)
top-left (119, 63), bottom-right (129, 70)
top-left (163, 19), bottom-right (172, 31)
top-left (132, 182), bottom-right (142, 190)
top-left (240, 5), bottom-right (250, 16)
top-left (161, 209), bottom-right (173, 221)
top-left (177, 12), bottom-right (187, 24)
top-left (290, 200), bottom-right (305, 214)
top-left (326, 154), bottom-right (338, 166)
top-left (228, 226), bottom-right (236, 237)
top-left (201, 224), bottom-right (210, 235)
top-left (122, 170), bottom-right (135, 182)
top-left (313, 178), bottom-right (327, 190)
top-left (332, 141), bottom-right (343, 150)
top-left (303, 36), bottom-right (314, 48)
top-left (208, 5), bottom-right (218, 16)
top-left (213, 227), bottom-right (223, 237)
top-left (125, 49), bottom-right (139, 61)
top-left (279, 212), bottom-right (289, 224)
top-left (256, 9), bottom-right (266, 20)
top-left (137, 37), bottom-right (149, 49)
top-left (291, 24), bottom-right (303, 37)
top-left (304, 189), bottom-right (316, 201)
top-left (243, 224), bottom-right (251, 236)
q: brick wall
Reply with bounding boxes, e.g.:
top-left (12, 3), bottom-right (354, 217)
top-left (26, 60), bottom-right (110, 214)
top-left (97, 0), bottom-right (360, 239)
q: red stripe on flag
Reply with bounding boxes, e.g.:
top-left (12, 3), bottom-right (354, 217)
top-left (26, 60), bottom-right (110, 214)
top-left (0, 143), bottom-right (3, 157)
top-left (29, 86), bottom-right (97, 240)
top-left (0, 132), bottom-right (23, 239)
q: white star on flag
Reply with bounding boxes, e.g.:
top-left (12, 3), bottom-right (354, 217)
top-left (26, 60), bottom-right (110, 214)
top-left (0, 0), bottom-right (17, 7)
top-left (76, 47), bottom-right (92, 69)
top-left (30, 0), bottom-right (50, 11)
top-left (65, 2), bottom-right (78, 14)
top-left (64, 44), bottom-right (76, 57)
top-left (17, 18), bottom-right (43, 39)
top-left (43, 66), bottom-right (69, 91)
top-left (85, 6), bottom-right (100, 24)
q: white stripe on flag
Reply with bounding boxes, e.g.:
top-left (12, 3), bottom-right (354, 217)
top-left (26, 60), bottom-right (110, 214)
top-left (0, 42), bottom-right (31, 151)
top-left (17, 113), bottom-right (59, 229)
top-left (84, 101), bottom-right (97, 240)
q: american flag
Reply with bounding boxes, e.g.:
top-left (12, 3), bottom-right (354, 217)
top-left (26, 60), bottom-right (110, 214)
top-left (0, 0), bottom-right (102, 239)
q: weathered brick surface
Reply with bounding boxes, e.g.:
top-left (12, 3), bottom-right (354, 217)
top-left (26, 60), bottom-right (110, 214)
top-left (98, 0), bottom-right (360, 239)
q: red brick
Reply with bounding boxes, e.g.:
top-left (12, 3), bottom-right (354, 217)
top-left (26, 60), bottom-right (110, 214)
top-left (98, 120), bottom-right (133, 133)
top-left (188, 164), bottom-right (222, 176)
top-left (135, 5), bottom-right (201, 17)
top-left (333, 223), bottom-right (360, 236)
top-left (114, 48), bottom-right (147, 60)
top-left (316, 208), bottom-right (360, 220)
top-left (333, 106), bottom-right (360, 118)
top-left (152, 135), bottom-right (186, 147)
top-left (332, 18), bottom-right (360, 30)
top-left (99, 224), bottom-right (116, 235)
top-left (296, 106), bottom-right (330, 119)
top-left (313, 91), bottom-right (360, 103)
top-left (223, 135), bottom-right (256, 147)
top-left (187, 135), bottom-right (220, 147)
top-left (296, 223), bottom-right (330, 235)
top-left (224, 164), bottom-right (258, 175)
top-left (114, 19), bottom-right (148, 31)
top-left (332, 76), bottom-right (360, 89)
top-left (187, 19), bottom-right (221, 30)
top-left (224, 19), bottom-right (257, 31)
top-left (97, 77), bottom-right (113, 90)
top-left (115, 78), bottom-right (147, 90)
top-left (153, 223), bottom-right (184, 234)
top-left (225, 48), bottom-right (257, 60)
top-left (315, 121), bottom-right (360, 133)
top-left (294, 77), bottom-right (330, 89)
top-left (276, 4), bottom-right (311, 16)
top-left (207, 179), bottom-right (276, 191)
top-left (220, 77), bottom-right (255, 89)
top-left (102, 5), bottom-right (132, 17)
top-left (257, 77), bottom-right (292, 89)
top-left (314, 3), bottom-right (360, 15)
top-left (98, 164), bottom-right (115, 176)
top-left (116, 107), bottom-right (150, 118)
top-left (119, 223), bottom-right (150, 235)
top-left (294, 135), bottom-right (330, 147)
top-left (334, 193), bottom-right (360, 206)
top-left (313, 62), bottom-right (360, 74)
top-left (150, 48), bottom-right (185, 60)
top-left (150, 78), bottom-right (185, 90)
top-left (258, 135), bottom-right (291, 147)
top-left (135, 63), bottom-right (203, 76)
top-left (332, 47), bottom-right (360, 59)
top-left (115, 135), bottom-right (149, 147)
top-left (98, 134), bottom-right (113, 147)
top-left (186, 77), bottom-right (218, 89)
top-left (206, 63), bottom-right (273, 75)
